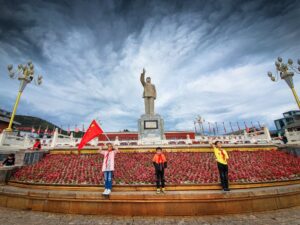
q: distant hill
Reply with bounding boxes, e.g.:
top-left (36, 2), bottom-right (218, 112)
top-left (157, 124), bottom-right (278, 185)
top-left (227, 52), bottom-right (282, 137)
top-left (15, 115), bottom-right (58, 130)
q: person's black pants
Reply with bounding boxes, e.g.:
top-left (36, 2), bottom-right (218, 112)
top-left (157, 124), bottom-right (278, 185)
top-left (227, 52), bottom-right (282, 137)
top-left (217, 162), bottom-right (229, 189)
top-left (156, 169), bottom-right (165, 188)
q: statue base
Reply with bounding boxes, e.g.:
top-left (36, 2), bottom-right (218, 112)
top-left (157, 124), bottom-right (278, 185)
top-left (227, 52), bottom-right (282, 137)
top-left (138, 114), bottom-right (164, 145)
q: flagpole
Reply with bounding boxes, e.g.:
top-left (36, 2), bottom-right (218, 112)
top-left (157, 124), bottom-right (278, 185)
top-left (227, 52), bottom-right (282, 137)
top-left (237, 121), bottom-right (241, 131)
top-left (229, 122), bottom-right (234, 133)
top-left (103, 132), bottom-right (111, 142)
top-left (95, 119), bottom-right (112, 144)
top-left (222, 122), bottom-right (226, 134)
top-left (81, 124), bottom-right (84, 138)
top-left (257, 121), bottom-right (262, 129)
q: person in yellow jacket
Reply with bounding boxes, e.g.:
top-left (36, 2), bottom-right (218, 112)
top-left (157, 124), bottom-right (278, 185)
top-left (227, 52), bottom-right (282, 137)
top-left (211, 141), bottom-right (230, 191)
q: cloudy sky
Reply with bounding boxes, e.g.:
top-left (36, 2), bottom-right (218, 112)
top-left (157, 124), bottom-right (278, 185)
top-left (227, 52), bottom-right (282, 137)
top-left (0, 0), bottom-right (300, 132)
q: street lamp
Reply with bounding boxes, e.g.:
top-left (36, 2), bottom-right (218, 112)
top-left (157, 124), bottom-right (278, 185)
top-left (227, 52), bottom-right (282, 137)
top-left (267, 57), bottom-right (300, 109)
top-left (5, 61), bottom-right (43, 132)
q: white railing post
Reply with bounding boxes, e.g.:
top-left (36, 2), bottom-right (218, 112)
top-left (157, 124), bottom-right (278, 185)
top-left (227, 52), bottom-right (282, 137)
top-left (70, 132), bottom-right (75, 146)
top-left (51, 128), bottom-right (59, 148)
top-left (23, 134), bottom-right (30, 147)
top-left (114, 136), bottom-right (120, 146)
top-left (263, 126), bottom-right (272, 142)
top-left (0, 131), bottom-right (6, 146)
top-left (186, 134), bottom-right (192, 145)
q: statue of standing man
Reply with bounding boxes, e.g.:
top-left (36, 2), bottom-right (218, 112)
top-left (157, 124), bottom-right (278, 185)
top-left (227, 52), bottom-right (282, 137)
top-left (140, 68), bottom-right (156, 115)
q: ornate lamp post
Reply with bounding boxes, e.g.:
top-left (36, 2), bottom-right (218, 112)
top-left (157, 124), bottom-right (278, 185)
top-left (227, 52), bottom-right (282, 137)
top-left (267, 57), bottom-right (300, 109)
top-left (5, 61), bottom-right (43, 132)
top-left (195, 115), bottom-right (204, 135)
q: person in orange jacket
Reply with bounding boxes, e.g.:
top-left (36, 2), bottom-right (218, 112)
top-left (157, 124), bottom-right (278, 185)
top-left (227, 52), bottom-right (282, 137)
top-left (152, 147), bottom-right (167, 194)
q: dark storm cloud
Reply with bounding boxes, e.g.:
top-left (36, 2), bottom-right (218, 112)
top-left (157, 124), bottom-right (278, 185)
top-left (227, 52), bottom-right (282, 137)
top-left (0, 0), bottom-right (298, 65)
top-left (0, 0), bottom-right (300, 131)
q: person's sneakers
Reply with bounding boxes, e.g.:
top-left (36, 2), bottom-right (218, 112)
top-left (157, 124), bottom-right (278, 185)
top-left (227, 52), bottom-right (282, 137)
top-left (156, 188), bottom-right (161, 194)
top-left (102, 189), bottom-right (108, 195)
top-left (161, 188), bottom-right (165, 193)
top-left (106, 189), bottom-right (111, 195)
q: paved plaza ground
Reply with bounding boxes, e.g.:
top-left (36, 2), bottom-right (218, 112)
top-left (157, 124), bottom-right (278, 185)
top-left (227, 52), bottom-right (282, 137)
top-left (0, 206), bottom-right (299, 225)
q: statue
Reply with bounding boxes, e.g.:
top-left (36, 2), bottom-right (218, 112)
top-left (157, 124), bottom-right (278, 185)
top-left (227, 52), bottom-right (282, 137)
top-left (140, 68), bottom-right (156, 115)
top-left (138, 68), bottom-right (164, 142)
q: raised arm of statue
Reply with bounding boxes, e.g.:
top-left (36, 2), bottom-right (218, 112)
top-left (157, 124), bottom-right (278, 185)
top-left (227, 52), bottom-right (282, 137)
top-left (140, 68), bottom-right (146, 86)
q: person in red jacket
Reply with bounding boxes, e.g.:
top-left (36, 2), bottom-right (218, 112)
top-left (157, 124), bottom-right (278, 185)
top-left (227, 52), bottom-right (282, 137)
top-left (32, 139), bottom-right (41, 150)
top-left (152, 147), bottom-right (167, 194)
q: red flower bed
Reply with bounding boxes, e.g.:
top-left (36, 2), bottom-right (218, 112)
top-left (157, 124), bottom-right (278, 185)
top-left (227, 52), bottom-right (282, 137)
top-left (11, 150), bottom-right (300, 185)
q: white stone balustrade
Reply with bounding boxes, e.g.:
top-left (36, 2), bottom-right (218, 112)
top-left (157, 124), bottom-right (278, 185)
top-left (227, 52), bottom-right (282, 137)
top-left (0, 131), bottom-right (34, 148)
top-left (54, 131), bottom-right (76, 147)
top-left (0, 126), bottom-right (275, 149)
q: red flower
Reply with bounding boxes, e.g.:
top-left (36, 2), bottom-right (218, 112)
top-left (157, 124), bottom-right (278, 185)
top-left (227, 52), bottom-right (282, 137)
top-left (10, 150), bottom-right (300, 185)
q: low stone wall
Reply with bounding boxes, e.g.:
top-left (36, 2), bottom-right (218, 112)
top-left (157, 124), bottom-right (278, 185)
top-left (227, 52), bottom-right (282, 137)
top-left (279, 145), bottom-right (300, 157)
top-left (1, 150), bottom-right (48, 185)
top-left (0, 183), bottom-right (299, 216)
top-left (24, 151), bottom-right (48, 165)
top-left (1, 150), bottom-right (49, 166)
top-left (0, 167), bottom-right (20, 184)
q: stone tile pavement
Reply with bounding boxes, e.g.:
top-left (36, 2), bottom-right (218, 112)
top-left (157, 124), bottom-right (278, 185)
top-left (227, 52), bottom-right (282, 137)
top-left (0, 206), bottom-right (299, 225)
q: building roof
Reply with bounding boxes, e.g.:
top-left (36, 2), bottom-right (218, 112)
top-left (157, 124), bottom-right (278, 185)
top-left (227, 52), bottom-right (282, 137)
top-left (0, 116), bottom-right (21, 125)
top-left (0, 109), bottom-right (11, 117)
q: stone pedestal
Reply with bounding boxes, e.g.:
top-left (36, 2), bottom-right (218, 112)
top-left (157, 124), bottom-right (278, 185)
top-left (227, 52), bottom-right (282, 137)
top-left (138, 114), bottom-right (164, 144)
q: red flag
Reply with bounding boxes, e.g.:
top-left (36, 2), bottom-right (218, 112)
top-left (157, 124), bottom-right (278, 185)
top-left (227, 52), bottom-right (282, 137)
top-left (75, 124), bottom-right (79, 133)
top-left (78, 120), bottom-right (103, 150)
top-left (244, 122), bottom-right (250, 133)
top-left (44, 126), bottom-right (48, 134)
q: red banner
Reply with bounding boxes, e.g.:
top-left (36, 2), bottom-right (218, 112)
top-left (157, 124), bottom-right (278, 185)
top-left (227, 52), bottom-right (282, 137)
top-left (78, 120), bottom-right (103, 150)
